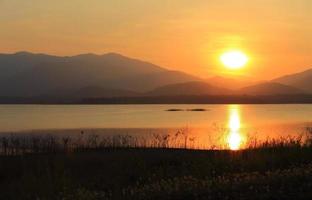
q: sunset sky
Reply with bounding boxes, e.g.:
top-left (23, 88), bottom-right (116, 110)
top-left (0, 0), bottom-right (311, 80)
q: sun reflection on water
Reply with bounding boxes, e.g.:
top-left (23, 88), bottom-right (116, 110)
top-left (228, 105), bottom-right (244, 150)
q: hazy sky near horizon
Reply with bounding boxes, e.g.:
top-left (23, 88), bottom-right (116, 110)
top-left (0, 0), bottom-right (311, 80)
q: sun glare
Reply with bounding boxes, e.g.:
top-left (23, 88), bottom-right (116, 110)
top-left (228, 106), bottom-right (243, 150)
top-left (220, 50), bottom-right (248, 69)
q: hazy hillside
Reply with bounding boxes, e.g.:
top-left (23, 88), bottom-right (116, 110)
top-left (206, 76), bottom-right (257, 90)
top-left (237, 82), bottom-right (304, 95)
top-left (0, 52), bottom-right (61, 80)
top-left (72, 86), bottom-right (139, 98)
top-left (0, 52), bottom-right (199, 97)
top-left (118, 70), bottom-right (200, 92)
top-left (273, 68), bottom-right (312, 93)
top-left (146, 81), bottom-right (232, 96)
top-left (0, 52), bottom-right (310, 99)
top-left (146, 81), bottom-right (304, 97)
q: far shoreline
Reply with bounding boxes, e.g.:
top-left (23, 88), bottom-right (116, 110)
top-left (1, 94), bottom-right (312, 105)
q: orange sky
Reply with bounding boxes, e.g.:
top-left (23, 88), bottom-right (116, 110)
top-left (0, 0), bottom-right (311, 80)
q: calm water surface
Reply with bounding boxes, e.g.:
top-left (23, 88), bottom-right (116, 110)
top-left (0, 104), bottom-right (311, 149)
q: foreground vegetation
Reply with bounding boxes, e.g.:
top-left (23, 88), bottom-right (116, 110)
top-left (1, 130), bottom-right (312, 200)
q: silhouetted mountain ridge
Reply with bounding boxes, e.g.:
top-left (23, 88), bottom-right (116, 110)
top-left (237, 82), bottom-right (304, 95)
top-left (146, 81), bottom-right (232, 96)
top-left (0, 52), bottom-right (311, 100)
top-left (273, 68), bottom-right (312, 93)
top-left (206, 76), bottom-right (258, 90)
top-left (72, 86), bottom-right (139, 98)
top-left (0, 52), bottom-right (200, 97)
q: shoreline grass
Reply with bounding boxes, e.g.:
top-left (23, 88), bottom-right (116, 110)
top-left (1, 129), bottom-right (312, 199)
top-left (0, 127), bottom-right (311, 155)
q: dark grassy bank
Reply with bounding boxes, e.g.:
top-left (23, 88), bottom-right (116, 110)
top-left (1, 146), bottom-right (312, 200)
top-left (0, 133), bottom-right (312, 199)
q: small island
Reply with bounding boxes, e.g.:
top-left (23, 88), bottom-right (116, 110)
top-left (166, 108), bottom-right (207, 112)
top-left (187, 108), bottom-right (207, 112)
top-left (166, 108), bottom-right (184, 111)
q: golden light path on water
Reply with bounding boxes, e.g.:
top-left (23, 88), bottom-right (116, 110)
top-left (227, 105), bottom-right (245, 150)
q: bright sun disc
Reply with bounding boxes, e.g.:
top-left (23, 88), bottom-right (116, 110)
top-left (220, 51), bottom-right (248, 69)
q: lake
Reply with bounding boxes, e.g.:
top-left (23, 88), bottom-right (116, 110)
top-left (0, 104), bottom-right (311, 149)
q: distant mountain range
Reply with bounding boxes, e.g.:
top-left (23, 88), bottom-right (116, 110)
top-left (273, 69), bottom-right (312, 94)
top-left (146, 81), bottom-right (232, 96)
top-left (0, 52), bottom-right (199, 97)
top-left (0, 52), bottom-right (311, 101)
top-left (237, 82), bottom-right (304, 95)
top-left (205, 76), bottom-right (257, 90)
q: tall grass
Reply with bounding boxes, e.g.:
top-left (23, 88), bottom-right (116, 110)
top-left (0, 126), bottom-right (312, 155)
top-left (0, 129), bottom-right (192, 155)
top-left (1, 128), bottom-right (312, 199)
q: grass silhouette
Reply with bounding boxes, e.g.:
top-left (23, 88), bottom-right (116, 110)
top-left (0, 128), bottom-right (312, 199)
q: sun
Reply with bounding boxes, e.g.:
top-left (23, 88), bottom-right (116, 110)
top-left (220, 50), bottom-right (248, 69)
